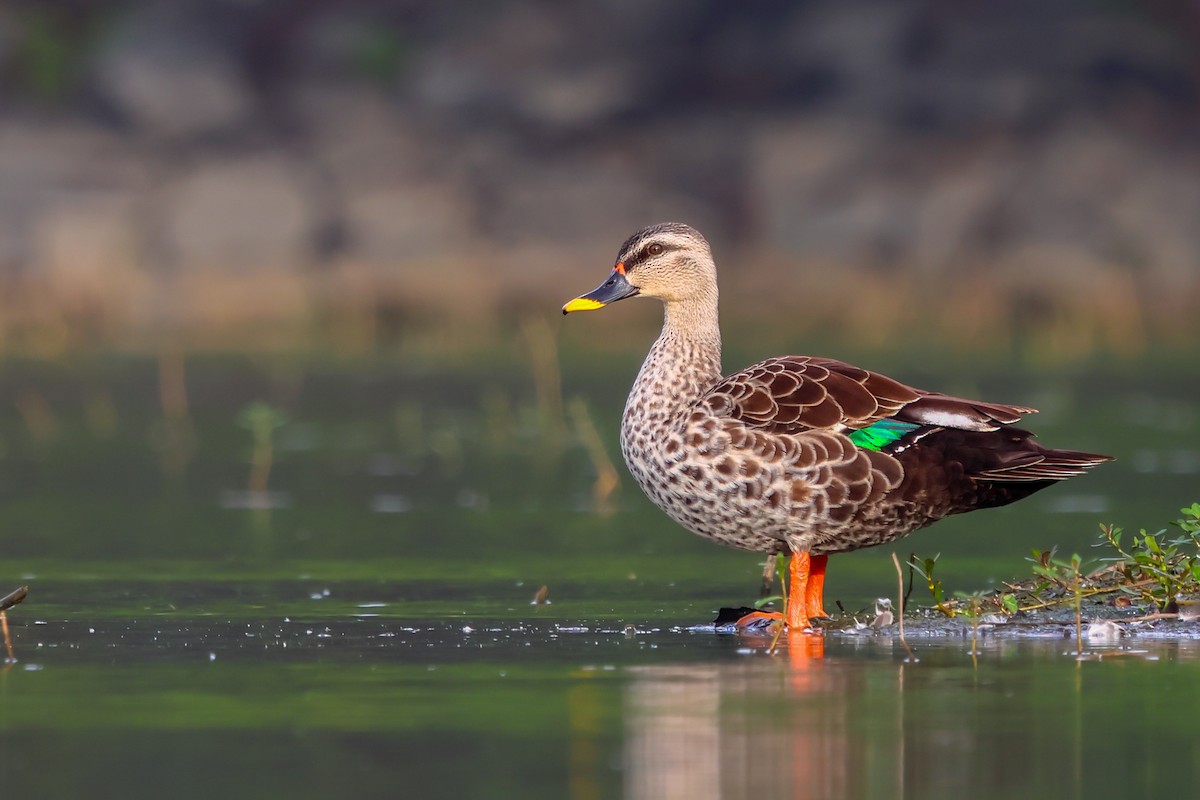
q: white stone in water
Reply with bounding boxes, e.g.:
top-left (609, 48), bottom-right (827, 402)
top-left (871, 598), bottom-right (894, 630)
top-left (1085, 620), bottom-right (1123, 642)
top-left (1177, 601), bottom-right (1200, 622)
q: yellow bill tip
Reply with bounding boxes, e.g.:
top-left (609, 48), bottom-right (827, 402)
top-left (562, 297), bottom-right (606, 314)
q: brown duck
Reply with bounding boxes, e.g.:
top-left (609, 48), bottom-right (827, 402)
top-left (563, 223), bottom-right (1112, 631)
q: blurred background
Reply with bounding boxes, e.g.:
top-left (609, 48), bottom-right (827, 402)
top-left (2, 0), bottom-right (1199, 590)
top-left (1, 0), bottom-right (1198, 357)
top-left (3, 4), bottom-right (1200, 798)
top-left (0, 0), bottom-right (1198, 600)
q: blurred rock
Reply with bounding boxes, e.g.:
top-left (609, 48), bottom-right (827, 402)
top-left (752, 118), bottom-right (886, 259)
top-left (0, 121), bottom-right (148, 270)
top-left (34, 195), bottom-right (140, 285)
top-left (0, 0), bottom-right (1196, 346)
top-left (343, 182), bottom-right (472, 265)
top-left (515, 63), bottom-right (639, 131)
top-left (407, 3), bottom-right (648, 133)
top-left (163, 155), bottom-right (315, 270)
top-left (478, 149), bottom-right (712, 251)
top-left (91, 3), bottom-right (254, 140)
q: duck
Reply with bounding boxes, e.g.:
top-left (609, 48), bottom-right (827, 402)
top-left (562, 222), bottom-right (1112, 631)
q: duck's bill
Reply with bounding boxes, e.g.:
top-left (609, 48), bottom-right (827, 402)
top-left (562, 270), bottom-right (639, 314)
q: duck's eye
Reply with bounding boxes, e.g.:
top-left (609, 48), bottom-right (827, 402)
top-left (647, 243), bottom-right (664, 256)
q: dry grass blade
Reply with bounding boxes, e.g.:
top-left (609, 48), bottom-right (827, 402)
top-left (158, 348), bottom-right (195, 477)
top-left (1, 612), bottom-right (12, 662)
top-left (567, 397), bottom-right (620, 514)
top-left (0, 585), bottom-right (28, 612)
top-left (520, 315), bottom-right (566, 448)
top-left (0, 585), bottom-right (25, 664)
top-left (760, 553), bottom-right (778, 597)
top-left (892, 553), bottom-right (917, 662)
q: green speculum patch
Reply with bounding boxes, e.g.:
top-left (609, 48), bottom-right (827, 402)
top-left (847, 419), bottom-right (922, 452)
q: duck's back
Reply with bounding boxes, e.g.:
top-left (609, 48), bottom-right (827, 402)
top-left (622, 353), bottom-right (1111, 556)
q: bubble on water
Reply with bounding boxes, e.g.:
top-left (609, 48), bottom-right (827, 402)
top-left (1046, 494), bottom-right (1109, 514)
top-left (218, 490), bottom-right (292, 510)
top-left (370, 494), bottom-right (412, 514)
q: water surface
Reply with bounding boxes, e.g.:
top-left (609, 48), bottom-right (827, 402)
top-left (1, 353), bottom-right (1197, 797)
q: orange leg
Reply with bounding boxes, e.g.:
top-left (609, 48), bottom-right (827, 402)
top-left (785, 551), bottom-right (812, 629)
top-left (803, 554), bottom-right (830, 619)
top-left (737, 551), bottom-right (826, 632)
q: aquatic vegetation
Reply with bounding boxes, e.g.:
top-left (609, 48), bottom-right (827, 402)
top-left (906, 503), bottom-right (1200, 618)
top-left (238, 402), bottom-right (287, 495)
top-left (1095, 502), bottom-right (1200, 611)
top-left (906, 553), bottom-right (954, 617)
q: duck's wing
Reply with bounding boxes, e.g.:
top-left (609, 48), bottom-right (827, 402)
top-left (698, 356), bottom-right (1036, 436)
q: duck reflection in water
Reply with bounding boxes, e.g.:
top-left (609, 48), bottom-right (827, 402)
top-left (621, 637), bottom-right (907, 800)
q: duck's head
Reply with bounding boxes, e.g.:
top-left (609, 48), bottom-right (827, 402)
top-left (562, 223), bottom-right (716, 314)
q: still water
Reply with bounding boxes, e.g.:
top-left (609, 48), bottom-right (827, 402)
top-left (0, 351), bottom-right (1197, 798)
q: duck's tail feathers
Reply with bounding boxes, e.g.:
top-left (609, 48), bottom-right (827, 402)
top-left (974, 446), bottom-right (1113, 483)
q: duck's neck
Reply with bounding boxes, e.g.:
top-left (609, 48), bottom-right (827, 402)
top-left (622, 295), bottom-right (723, 436)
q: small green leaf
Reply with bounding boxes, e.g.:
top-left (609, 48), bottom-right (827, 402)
top-left (1032, 565), bottom-right (1058, 581)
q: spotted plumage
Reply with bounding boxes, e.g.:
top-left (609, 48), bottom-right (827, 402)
top-left (564, 223), bottom-right (1112, 624)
